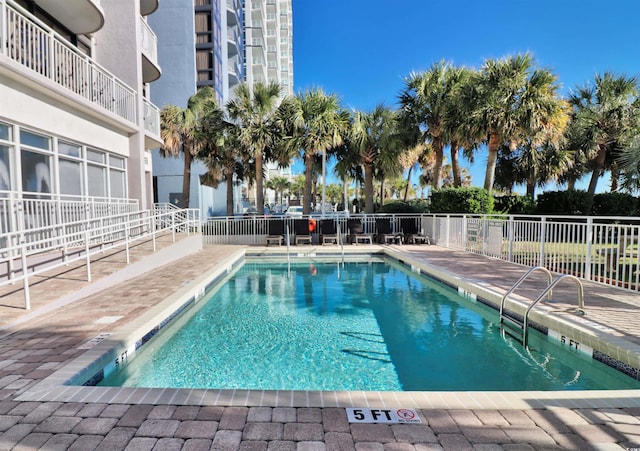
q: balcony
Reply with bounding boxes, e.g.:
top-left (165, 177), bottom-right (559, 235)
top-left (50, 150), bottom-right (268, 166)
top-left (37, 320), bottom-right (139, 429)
top-left (34, 0), bottom-right (104, 34)
top-left (1, 2), bottom-right (136, 123)
top-left (143, 98), bottom-right (161, 148)
top-left (140, 17), bottom-right (161, 82)
top-left (140, 0), bottom-right (159, 16)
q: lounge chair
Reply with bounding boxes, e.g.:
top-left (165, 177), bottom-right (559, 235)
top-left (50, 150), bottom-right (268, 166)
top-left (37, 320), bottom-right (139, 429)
top-left (294, 218), bottom-right (312, 245)
top-left (375, 217), bottom-right (402, 244)
top-left (320, 219), bottom-right (338, 244)
top-left (347, 218), bottom-right (372, 244)
top-left (400, 217), bottom-right (430, 244)
top-left (265, 219), bottom-right (284, 246)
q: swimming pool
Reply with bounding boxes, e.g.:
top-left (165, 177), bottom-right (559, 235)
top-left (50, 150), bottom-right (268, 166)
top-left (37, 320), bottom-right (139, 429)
top-left (98, 258), bottom-right (640, 392)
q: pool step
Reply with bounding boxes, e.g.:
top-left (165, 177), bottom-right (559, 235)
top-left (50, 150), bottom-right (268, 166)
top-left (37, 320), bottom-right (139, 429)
top-left (500, 314), bottom-right (525, 343)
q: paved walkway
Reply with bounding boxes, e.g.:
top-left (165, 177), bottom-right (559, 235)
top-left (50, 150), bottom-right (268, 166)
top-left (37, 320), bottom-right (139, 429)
top-left (0, 239), bottom-right (639, 450)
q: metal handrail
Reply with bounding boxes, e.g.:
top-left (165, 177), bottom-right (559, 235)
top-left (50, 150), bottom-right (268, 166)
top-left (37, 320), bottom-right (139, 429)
top-left (523, 274), bottom-right (586, 347)
top-left (499, 266), bottom-right (553, 318)
top-left (0, 207), bottom-right (200, 309)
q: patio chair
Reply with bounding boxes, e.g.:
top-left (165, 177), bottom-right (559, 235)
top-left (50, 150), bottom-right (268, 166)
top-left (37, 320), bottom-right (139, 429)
top-left (347, 218), bottom-right (373, 244)
top-left (320, 219), bottom-right (338, 245)
top-left (265, 219), bottom-right (284, 246)
top-left (375, 217), bottom-right (402, 244)
top-left (293, 218), bottom-right (312, 245)
top-left (400, 217), bottom-right (430, 244)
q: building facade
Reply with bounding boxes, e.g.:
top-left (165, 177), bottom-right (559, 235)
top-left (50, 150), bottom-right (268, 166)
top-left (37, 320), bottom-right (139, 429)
top-left (149, 0), bottom-right (293, 217)
top-left (0, 0), bottom-right (162, 211)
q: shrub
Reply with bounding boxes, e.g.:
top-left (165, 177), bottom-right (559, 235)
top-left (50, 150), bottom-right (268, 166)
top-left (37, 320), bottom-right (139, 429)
top-left (430, 187), bottom-right (494, 214)
top-left (493, 194), bottom-right (536, 214)
top-left (377, 200), bottom-right (421, 214)
top-left (591, 192), bottom-right (640, 216)
top-left (535, 190), bottom-right (590, 215)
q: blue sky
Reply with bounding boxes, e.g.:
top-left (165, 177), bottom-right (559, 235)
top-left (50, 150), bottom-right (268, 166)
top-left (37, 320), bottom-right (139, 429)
top-left (290, 0), bottom-right (640, 194)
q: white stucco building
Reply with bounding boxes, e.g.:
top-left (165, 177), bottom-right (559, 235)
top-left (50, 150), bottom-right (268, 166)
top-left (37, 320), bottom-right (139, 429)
top-left (0, 0), bottom-right (162, 211)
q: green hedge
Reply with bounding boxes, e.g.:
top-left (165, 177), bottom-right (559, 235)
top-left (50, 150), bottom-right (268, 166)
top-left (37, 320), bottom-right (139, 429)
top-left (591, 192), bottom-right (640, 216)
top-left (430, 187), bottom-right (494, 214)
top-left (493, 195), bottom-right (536, 214)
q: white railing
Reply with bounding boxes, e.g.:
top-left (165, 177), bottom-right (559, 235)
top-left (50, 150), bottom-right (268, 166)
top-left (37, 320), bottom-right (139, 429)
top-left (0, 206), bottom-right (201, 309)
top-left (0, 191), bottom-right (139, 234)
top-left (139, 16), bottom-right (158, 64)
top-left (202, 213), bottom-right (640, 293)
top-left (143, 98), bottom-right (160, 136)
top-left (1, 1), bottom-right (137, 122)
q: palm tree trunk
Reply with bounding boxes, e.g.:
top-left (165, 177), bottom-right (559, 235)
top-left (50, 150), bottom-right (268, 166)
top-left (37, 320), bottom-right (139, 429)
top-left (585, 145), bottom-right (607, 213)
top-left (255, 150), bottom-right (264, 215)
top-left (343, 177), bottom-right (349, 211)
top-left (225, 171), bottom-right (234, 216)
top-left (403, 165), bottom-right (413, 201)
top-left (484, 133), bottom-right (500, 192)
top-left (450, 140), bottom-right (461, 187)
top-left (182, 149), bottom-right (192, 208)
top-left (526, 176), bottom-right (535, 198)
top-left (303, 153), bottom-right (314, 215)
top-left (380, 178), bottom-right (386, 206)
top-left (432, 136), bottom-right (444, 189)
top-left (364, 162), bottom-right (375, 214)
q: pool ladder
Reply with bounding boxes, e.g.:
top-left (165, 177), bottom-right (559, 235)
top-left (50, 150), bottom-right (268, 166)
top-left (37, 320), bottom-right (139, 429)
top-left (499, 266), bottom-right (585, 347)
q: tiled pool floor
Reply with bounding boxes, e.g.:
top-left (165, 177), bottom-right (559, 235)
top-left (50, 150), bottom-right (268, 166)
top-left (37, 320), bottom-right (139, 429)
top-left (1, 237), bottom-right (639, 449)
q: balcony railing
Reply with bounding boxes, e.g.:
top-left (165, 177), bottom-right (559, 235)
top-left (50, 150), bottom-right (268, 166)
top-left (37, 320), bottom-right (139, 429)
top-left (143, 98), bottom-right (160, 137)
top-left (139, 16), bottom-right (158, 66)
top-left (0, 1), bottom-right (137, 123)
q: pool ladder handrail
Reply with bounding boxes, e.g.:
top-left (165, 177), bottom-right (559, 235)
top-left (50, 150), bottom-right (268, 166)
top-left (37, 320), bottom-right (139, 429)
top-left (500, 267), bottom-right (586, 347)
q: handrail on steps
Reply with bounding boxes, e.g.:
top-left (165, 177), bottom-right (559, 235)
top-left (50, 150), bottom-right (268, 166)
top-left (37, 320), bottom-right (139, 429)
top-left (499, 266), bottom-right (553, 318)
top-left (523, 274), bottom-right (586, 347)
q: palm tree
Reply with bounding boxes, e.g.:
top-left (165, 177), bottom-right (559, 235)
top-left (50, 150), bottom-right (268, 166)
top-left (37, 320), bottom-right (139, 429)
top-left (267, 175), bottom-right (290, 207)
top-left (286, 88), bottom-right (346, 214)
top-left (399, 61), bottom-right (452, 190)
top-left (226, 82), bottom-right (283, 215)
top-left (199, 119), bottom-right (251, 216)
top-left (471, 53), bottom-right (567, 192)
top-left (159, 86), bottom-right (218, 208)
top-left (567, 72), bottom-right (640, 207)
top-left (350, 105), bottom-right (400, 214)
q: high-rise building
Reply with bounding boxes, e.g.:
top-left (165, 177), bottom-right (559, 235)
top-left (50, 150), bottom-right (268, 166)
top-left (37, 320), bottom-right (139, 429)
top-left (245, 0), bottom-right (293, 97)
top-left (149, 0), bottom-right (293, 217)
top-left (0, 0), bottom-right (162, 210)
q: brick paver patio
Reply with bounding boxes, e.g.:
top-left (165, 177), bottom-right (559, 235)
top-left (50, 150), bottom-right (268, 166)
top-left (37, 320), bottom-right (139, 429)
top-left (1, 235), bottom-right (639, 450)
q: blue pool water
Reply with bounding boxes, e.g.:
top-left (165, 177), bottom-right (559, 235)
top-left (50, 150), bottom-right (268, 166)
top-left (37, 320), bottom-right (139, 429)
top-left (99, 259), bottom-right (640, 391)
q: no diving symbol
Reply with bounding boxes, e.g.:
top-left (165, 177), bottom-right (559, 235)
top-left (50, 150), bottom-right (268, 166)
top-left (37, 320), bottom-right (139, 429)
top-left (396, 409), bottom-right (415, 420)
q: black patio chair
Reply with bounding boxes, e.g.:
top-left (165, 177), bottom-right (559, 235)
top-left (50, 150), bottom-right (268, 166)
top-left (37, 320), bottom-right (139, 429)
top-left (320, 219), bottom-right (338, 244)
top-left (375, 217), bottom-right (402, 244)
top-left (293, 218), bottom-right (312, 245)
top-left (400, 217), bottom-right (430, 244)
top-left (265, 219), bottom-right (284, 246)
top-left (347, 218), bottom-right (372, 244)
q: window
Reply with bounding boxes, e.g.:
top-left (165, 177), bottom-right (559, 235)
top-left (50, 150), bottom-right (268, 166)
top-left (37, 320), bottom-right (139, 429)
top-left (21, 150), bottom-right (51, 194)
top-left (58, 141), bottom-right (83, 196)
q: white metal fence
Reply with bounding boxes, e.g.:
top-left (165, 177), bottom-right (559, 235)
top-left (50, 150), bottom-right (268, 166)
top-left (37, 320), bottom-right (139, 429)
top-left (0, 199), bottom-right (200, 310)
top-left (202, 213), bottom-right (640, 293)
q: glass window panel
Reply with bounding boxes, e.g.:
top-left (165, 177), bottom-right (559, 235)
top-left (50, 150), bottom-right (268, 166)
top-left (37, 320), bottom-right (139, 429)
top-left (59, 159), bottom-right (83, 196)
top-left (0, 123), bottom-right (11, 141)
top-left (20, 130), bottom-right (50, 150)
top-left (87, 164), bottom-right (106, 197)
top-left (87, 149), bottom-right (105, 164)
top-left (21, 150), bottom-right (51, 193)
top-left (109, 169), bottom-right (126, 198)
top-left (59, 141), bottom-right (82, 159)
top-left (109, 155), bottom-right (125, 169)
top-left (0, 145), bottom-right (10, 191)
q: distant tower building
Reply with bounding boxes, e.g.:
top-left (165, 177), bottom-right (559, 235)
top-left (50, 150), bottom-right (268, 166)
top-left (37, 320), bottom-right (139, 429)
top-left (149, 0), bottom-right (293, 217)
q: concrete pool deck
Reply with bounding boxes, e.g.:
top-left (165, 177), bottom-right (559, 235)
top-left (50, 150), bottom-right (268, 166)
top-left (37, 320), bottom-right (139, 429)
top-left (0, 236), bottom-right (639, 449)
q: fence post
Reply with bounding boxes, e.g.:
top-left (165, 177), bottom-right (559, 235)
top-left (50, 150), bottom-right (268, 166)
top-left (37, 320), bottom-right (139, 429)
top-left (539, 216), bottom-right (546, 267)
top-left (125, 217), bottom-right (130, 264)
top-left (507, 215), bottom-right (514, 262)
top-left (151, 213), bottom-right (156, 252)
top-left (85, 227), bottom-right (91, 282)
top-left (585, 217), bottom-right (593, 281)
top-left (19, 239), bottom-right (30, 310)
